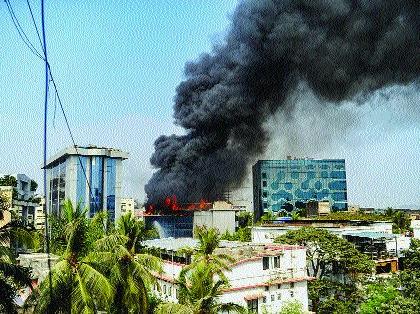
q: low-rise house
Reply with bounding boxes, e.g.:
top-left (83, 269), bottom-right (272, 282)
top-left (17, 253), bottom-right (60, 286)
top-left (252, 220), bottom-right (410, 274)
top-left (0, 174), bottom-right (40, 226)
top-left (143, 238), bottom-right (311, 313)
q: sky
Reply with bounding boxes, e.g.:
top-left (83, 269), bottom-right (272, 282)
top-left (0, 1), bottom-right (419, 209)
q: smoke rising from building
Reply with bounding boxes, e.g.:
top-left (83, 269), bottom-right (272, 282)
top-left (145, 0), bottom-right (419, 205)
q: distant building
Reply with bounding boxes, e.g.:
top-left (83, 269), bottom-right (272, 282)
top-left (253, 158), bottom-right (348, 221)
top-left (193, 201), bottom-right (246, 234)
top-left (120, 197), bottom-right (135, 216)
top-left (0, 174), bottom-right (40, 226)
top-left (17, 253), bottom-right (60, 284)
top-left (34, 197), bottom-right (46, 230)
top-left (306, 200), bottom-right (331, 217)
top-left (252, 220), bottom-right (411, 274)
top-left (145, 201), bottom-right (248, 238)
top-left (44, 145), bottom-right (128, 221)
top-left (144, 238), bottom-right (311, 313)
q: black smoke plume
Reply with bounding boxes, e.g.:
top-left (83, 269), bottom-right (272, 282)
top-left (145, 0), bottom-right (419, 205)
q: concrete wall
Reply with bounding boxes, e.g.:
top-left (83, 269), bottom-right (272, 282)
top-left (151, 245), bottom-right (309, 313)
top-left (252, 222), bottom-right (394, 244)
top-left (193, 210), bottom-right (237, 234)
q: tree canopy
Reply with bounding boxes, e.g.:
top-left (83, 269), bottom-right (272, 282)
top-left (275, 227), bottom-right (374, 279)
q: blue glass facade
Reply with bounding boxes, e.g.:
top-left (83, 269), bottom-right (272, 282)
top-left (48, 160), bottom-right (66, 215)
top-left (144, 215), bottom-right (193, 238)
top-left (253, 159), bottom-right (348, 219)
top-left (76, 156), bottom-right (87, 209)
top-left (89, 157), bottom-right (104, 216)
top-left (76, 156), bottom-right (117, 219)
top-left (106, 158), bottom-right (117, 221)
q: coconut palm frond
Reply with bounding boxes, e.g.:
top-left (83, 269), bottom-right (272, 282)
top-left (155, 302), bottom-right (194, 314)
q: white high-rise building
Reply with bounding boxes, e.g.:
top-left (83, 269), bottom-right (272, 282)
top-left (44, 145), bottom-right (128, 221)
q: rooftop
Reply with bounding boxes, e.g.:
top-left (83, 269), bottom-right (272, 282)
top-left (142, 237), bottom-right (304, 263)
top-left (44, 145), bottom-right (129, 168)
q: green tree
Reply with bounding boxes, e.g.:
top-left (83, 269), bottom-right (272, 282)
top-left (259, 210), bottom-right (277, 224)
top-left (275, 227), bottom-right (373, 312)
top-left (401, 238), bottom-right (420, 270)
top-left (181, 226), bottom-right (234, 281)
top-left (0, 219), bottom-right (32, 313)
top-left (30, 180), bottom-right (38, 192)
top-left (0, 175), bottom-right (17, 187)
top-left (94, 213), bottom-right (163, 313)
top-left (391, 210), bottom-right (411, 234)
top-left (33, 200), bottom-right (113, 313)
top-left (359, 283), bottom-right (418, 314)
top-left (275, 227), bottom-right (373, 279)
top-left (157, 262), bottom-right (244, 314)
top-left (278, 300), bottom-right (305, 314)
top-left (221, 227), bottom-right (251, 242)
top-left (237, 211), bottom-right (253, 228)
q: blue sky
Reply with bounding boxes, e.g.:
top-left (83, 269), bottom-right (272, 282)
top-left (1, 1), bottom-right (419, 208)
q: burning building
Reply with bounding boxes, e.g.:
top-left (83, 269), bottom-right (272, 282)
top-left (145, 200), bottom-right (246, 238)
top-left (145, 0), bottom-right (419, 208)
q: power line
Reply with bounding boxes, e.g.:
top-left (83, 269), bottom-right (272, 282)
top-left (25, 0), bottom-right (44, 52)
top-left (4, 0), bottom-right (44, 60)
top-left (4, 0), bottom-right (95, 209)
top-left (47, 65), bottom-right (94, 202)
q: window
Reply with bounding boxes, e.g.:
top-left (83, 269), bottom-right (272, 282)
top-left (262, 172), bottom-right (267, 179)
top-left (290, 282), bottom-right (295, 289)
top-left (262, 181), bottom-right (267, 187)
top-left (263, 202), bottom-right (268, 209)
top-left (168, 286), bottom-right (172, 296)
top-left (271, 295), bottom-right (275, 302)
top-left (277, 284), bottom-right (281, 289)
top-left (290, 291), bottom-right (294, 297)
top-left (247, 299), bottom-right (258, 312)
top-left (263, 191), bottom-right (267, 198)
top-left (274, 256), bottom-right (280, 268)
top-left (176, 289), bottom-right (179, 299)
top-left (163, 285), bottom-right (166, 294)
top-left (277, 293), bottom-right (281, 300)
top-left (263, 257), bottom-right (269, 270)
top-left (265, 286), bottom-right (269, 291)
top-left (262, 296), bottom-right (267, 303)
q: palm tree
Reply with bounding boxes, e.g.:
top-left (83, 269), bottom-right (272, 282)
top-left (94, 213), bottom-right (162, 313)
top-left (0, 215), bottom-right (32, 313)
top-left (157, 262), bottom-right (244, 314)
top-left (180, 226), bottom-right (234, 281)
top-left (33, 200), bottom-right (113, 313)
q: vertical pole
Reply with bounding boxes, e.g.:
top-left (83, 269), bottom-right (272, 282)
top-left (41, 0), bottom-right (53, 300)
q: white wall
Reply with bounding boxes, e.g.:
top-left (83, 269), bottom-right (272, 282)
top-left (151, 246), bottom-right (309, 313)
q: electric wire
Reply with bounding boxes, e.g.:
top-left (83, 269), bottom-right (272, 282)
top-left (25, 0), bottom-right (44, 52)
top-left (47, 65), bottom-right (94, 202)
top-left (6, 0), bottom-right (94, 202)
top-left (4, 0), bottom-right (44, 60)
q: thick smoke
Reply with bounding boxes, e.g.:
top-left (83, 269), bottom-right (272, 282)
top-left (145, 0), bottom-right (419, 205)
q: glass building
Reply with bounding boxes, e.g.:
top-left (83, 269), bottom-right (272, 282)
top-left (45, 145), bottom-right (128, 221)
top-left (253, 159), bottom-right (348, 220)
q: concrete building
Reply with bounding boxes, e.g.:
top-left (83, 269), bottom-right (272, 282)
top-left (143, 238), bottom-right (311, 313)
top-left (17, 253), bottom-right (60, 285)
top-left (146, 201), bottom-right (247, 238)
top-left (0, 174), bottom-right (40, 226)
top-left (34, 197), bottom-right (46, 230)
top-left (120, 197), bottom-right (135, 216)
top-left (252, 220), bottom-right (394, 244)
top-left (252, 220), bottom-right (411, 274)
top-left (253, 158), bottom-right (347, 221)
top-left (44, 145), bottom-right (128, 221)
top-left (193, 201), bottom-right (246, 234)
